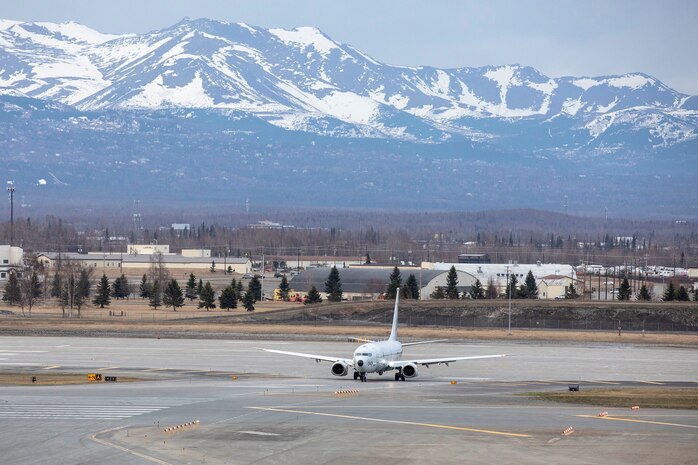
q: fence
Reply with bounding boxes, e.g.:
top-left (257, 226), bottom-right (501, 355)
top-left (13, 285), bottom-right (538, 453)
top-left (287, 312), bottom-right (698, 333)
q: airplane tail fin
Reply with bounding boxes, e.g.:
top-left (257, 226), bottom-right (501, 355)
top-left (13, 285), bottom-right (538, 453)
top-left (388, 290), bottom-right (400, 341)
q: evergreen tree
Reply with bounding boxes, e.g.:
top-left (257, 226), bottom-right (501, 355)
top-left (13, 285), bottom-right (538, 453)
top-left (405, 274), bottom-right (420, 299)
top-left (470, 279), bottom-right (485, 299)
top-left (617, 278), bottom-right (632, 301)
top-left (243, 288), bottom-right (255, 311)
top-left (248, 276), bottom-right (262, 301)
top-left (236, 280), bottom-right (244, 300)
top-left (694, 288), bottom-right (698, 302)
top-left (163, 279), bottom-right (185, 311)
top-left (516, 284), bottom-right (530, 299)
top-left (565, 282), bottom-right (580, 299)
top-left (139, 274), bottom-right (151, 299)
top-left (662, 281), bottom-right (676, 301)
top-left (3, 272), bottom-right (21, 305)
top-left (218, 284), bottom-right (238, 311)
top-left (305, 285), bottom-right (323, 304)
top-left (198, 281), bottom-right (216, 310)
top-left (324, 266), bottom-right (343, 302)
top-left (219, 285), bottom-right (237, 310)
top-left (111, 275), bottom-right (123, 300)
top-left (637, 284), bottom-right (651, 301)
top-left (197, 278), bottom-right (204, 297)
top-left (430, 286), bottom-right (445, 299)
top-left (76, 269), bottom-right (91, 312)
top-left (278, 275), bottom-right (290, 301)
top-left (524, 270), bottom-right (538, 299)
top-left (93, 274), bottom-right (111, 308)
top-left (677, 286), bottom-right (690, 301)
top-left (185, 273), bottom-right (198, 301)
top-left (486, 277), bottom-right (498, 299)
top-left (119, 274), bottom-right (131, 299)
top-left (50, 272), bottom-right (62, 298)
top-left (149, 280), bottom-right (162, 309)
top-left (445, 266), bottom-right (459, 299)
top-left (364, 252), bottom-right (371, 264)
top-left (385, 266), bottom-right (402, 299)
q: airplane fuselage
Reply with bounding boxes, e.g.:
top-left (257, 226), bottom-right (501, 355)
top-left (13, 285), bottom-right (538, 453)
top-left (353, 340), bottom-right (403, 374)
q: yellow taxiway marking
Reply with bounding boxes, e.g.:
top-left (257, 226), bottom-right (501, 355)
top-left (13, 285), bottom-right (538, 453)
top-left (42, 365), bottom-right (61, 370)
top-left (95, 366), bottom-right (119, 371)
top-left (576, 415), bottom-right (698, 429)
top-left (249, 407), bottom-right (531, 438)
top-left (586, 380), bottom-right (621, 385)
top-left (636, 380), bottom-right (664, 385)
top-left (142, 368), bottom-right (170, 372)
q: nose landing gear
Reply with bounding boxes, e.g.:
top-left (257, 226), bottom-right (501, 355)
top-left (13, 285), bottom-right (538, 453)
top-left (354, 371), bottom-right (367, 382)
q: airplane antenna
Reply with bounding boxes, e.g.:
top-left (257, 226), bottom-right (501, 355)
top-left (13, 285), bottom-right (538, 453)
top-left (388, 289), bottom-right (400, 341)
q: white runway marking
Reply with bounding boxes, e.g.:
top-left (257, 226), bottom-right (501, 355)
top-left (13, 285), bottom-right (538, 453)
top-left (0, 404), bottom-right (173, 420)
top-left (239, 430), bottom-right (280, 436)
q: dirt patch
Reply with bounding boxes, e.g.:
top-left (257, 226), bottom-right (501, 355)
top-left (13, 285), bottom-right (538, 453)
top-left (527, 387), bottom-right (698, 409)
top-left (0, 372), bottom-right (144, 386)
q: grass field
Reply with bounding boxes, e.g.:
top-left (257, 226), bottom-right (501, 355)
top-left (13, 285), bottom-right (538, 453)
top-left (1, 300), bottom-right (697, 346)
top-left (0, 372), bottom-right (143, 386)
top-left (528, 388), bottom-right (698, 409)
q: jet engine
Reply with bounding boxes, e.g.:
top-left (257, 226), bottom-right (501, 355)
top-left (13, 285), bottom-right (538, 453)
top-left (402, 363), bottom-right (419, 378)
top-left (331, 361), bottom-right (349, 376)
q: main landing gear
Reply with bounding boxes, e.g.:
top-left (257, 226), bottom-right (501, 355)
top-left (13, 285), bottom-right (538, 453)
top-left (354, 371), bottom-right (367, 382)
top-left (394, 371), bottom-right (406, 381)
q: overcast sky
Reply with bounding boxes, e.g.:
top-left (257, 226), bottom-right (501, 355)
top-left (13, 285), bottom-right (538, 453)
top-left (4, 0), bottom-right (697, 94)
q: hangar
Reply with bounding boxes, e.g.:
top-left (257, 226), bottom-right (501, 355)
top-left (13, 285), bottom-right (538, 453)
top-left (289, 267), bottom-right (479, 300)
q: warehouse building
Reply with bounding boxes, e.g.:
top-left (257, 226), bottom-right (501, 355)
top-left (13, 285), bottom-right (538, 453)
top-left (36, 252), bottom-right (251, 275)
top-left (289, 267), bottom-right (479, 300)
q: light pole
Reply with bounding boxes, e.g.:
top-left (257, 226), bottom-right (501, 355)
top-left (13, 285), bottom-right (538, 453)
top-left (7, 182), bottom-right (15, 246)
top-left (506, 262), bottom-right (512, 335)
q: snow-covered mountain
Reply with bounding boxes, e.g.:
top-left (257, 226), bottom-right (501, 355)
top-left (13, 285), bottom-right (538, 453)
top-left (1, 17), bottom-right (696, 148)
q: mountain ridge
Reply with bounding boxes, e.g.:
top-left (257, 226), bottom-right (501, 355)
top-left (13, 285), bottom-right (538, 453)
top-left (0, 17), bottom-right (695, 148)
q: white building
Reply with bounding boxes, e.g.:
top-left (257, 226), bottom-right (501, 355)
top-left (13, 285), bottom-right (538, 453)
top-left (126, 244), bottom-right (171, 255)
top-left (36, 252), bottom-right (251, 275)
top-left (0, 245), bottom-right (23, 280)
top-left (423, 261), bottom-right (576, 295)
top-left (181, 249), bottom-right (211, 258)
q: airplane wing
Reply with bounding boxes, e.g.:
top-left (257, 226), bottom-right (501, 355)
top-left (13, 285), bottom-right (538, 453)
top-left (388, 354), bottom-right (507, 368)
top-left (260, 348), bottom-right (353, 366)
top-left (401, 339), bottom-right (448, 346)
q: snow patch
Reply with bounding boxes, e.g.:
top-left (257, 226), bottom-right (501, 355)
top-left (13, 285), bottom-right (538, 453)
top-left (572, 78), bottom-right (600, 91)
top-left (561, 97), bottom-right (584, 116)
top-left (269, 27), bottom-right (338, 55)
top-left (35, 21), bottom-right (124, 44)
top-left (607, 74), bottom-right (651, 90)
top-left (124, 72), bottom-right (214, 108)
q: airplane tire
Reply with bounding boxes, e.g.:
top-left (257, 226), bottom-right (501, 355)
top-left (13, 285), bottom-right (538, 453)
top-left (401, 375), bottom-right (406, 381)
top-left (354, 372), bottom-right (359, 380)
top-left (394, 373), bottom-right (400, 381)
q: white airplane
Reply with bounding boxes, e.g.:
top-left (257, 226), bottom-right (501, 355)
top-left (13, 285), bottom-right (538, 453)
top-left (262, 290), bottom-right (507, 382)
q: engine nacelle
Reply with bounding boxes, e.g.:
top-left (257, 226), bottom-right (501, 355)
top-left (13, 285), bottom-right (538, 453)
top-left (402, 363), bottom-right (419, 378)
top-left (331, 361), bottom-right (349, 377)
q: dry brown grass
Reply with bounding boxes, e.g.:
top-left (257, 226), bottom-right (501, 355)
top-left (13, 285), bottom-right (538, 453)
top-left (0, 372), bottom-right (142, 386)
top-left (1, 317), bottom-right (697, 345)
top-left (2, 300), bottom-right (697, 346)
top-left (528, 388), bottom-right (698, 409)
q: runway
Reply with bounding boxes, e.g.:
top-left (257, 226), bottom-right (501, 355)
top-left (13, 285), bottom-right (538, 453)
top-left (0, 336), bottom-right (696, 464)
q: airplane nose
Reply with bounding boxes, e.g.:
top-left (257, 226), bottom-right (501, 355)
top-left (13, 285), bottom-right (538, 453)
top-left (357, 359), bottom-right (364, 367)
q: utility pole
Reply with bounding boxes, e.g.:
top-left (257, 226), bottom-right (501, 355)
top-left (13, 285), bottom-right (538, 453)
top-left (7, 182), bottom-right (15, 246)
top-left (506, 261), bottom-right (512, 335)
